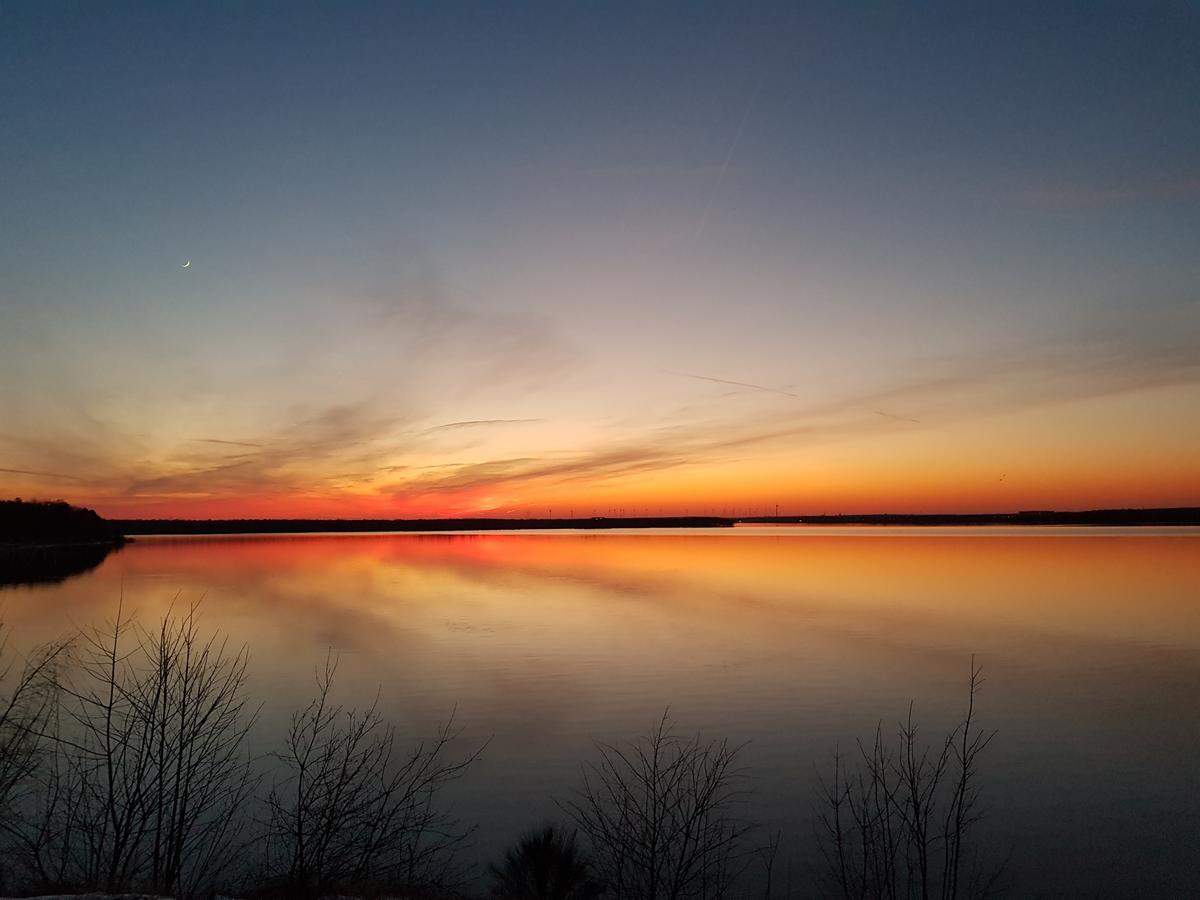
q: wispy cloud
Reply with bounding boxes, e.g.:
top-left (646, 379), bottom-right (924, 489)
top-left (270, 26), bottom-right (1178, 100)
top-left (1009, 177), bottom-right (1200, 211)
top-left (395, 328), bottom-right (1200, 503)
top-left (692, 78), bottom-right (763, 240)
top-left (190, 438), bottom-right (266, 448)
top-left (426, 419), bottom-right (542, 431)
top-left (126, 402), bottom-right (405, 497)
top-left (660, 368), bottom-right (801, 399)
top-left (395, 443), bottom-right (698, 498)
top-left (0, 466), bottom-right (83, 481)
top-left (3, 308), bottom-right (1197, 513)
top-left (0, 256), bottom-right (579, 510)
top-left (873, 411), bottom-right (922, 424)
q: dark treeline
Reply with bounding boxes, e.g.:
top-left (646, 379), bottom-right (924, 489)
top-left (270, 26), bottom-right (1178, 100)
top-left (115, 507), bottom-right (1200, 535)
top-left (741, 507), bottom-right (1200, 527)
top-left (115, 516), bottom-right (735, 535)
top-left (0, 501), bottom-right (125, 588)
top-left (0, 499), bottom-right (125, 546)
top-left (0, 606), bottom-right (1003, 900)
top-left (4, 500), bottom-right (1194, 543)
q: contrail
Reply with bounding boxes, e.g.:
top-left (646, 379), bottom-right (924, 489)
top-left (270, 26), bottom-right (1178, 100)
top-left (693, 79), bottom-right (763, 241)
top-left (0, 466), bottom-right (83, 481)
top-left (873, 410), bottom-right (922, 424)
top-left (662, 368), bottom-right (800, 399)
top-left (427, 418), bottom-right (542, 431)
top-left (192, 438), bottom-right (265, 448)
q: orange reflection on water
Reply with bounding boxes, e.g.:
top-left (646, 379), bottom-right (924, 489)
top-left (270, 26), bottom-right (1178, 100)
top-left (26, 528), bottom-right (1195, 657)
top-left (4, 528), bottom-right (1200, 898)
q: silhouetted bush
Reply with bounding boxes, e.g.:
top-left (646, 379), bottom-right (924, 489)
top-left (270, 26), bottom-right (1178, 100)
top-left (4, 605), bottom-right (257, 896)
top-left (816, 659), bottom-right (1002, 900)
top-left (489, 824), bottom-right (602, 900)
top-left (564, 710), bottom-right (754, 900)
top-left (0, 608), bottom-right (482, 900)
top-left (0, 623), bottom-right (67, 884)
top-left (0, 602), bottom-right (1008, 900)
top-left (260, 654), bottom-right (484, 899)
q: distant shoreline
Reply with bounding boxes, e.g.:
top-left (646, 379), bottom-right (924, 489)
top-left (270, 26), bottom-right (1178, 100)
top-left (112, 507), bottom-right (1200, 535)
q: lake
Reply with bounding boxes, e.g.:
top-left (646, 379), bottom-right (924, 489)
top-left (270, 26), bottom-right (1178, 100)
top-left (3, 526), bottom-right (1198, 897)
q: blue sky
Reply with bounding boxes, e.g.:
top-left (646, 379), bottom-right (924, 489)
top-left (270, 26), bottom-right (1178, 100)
top-left (2, 2), bottom-right (1198, 515)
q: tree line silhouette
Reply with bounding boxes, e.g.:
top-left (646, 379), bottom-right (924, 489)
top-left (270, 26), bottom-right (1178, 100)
top-left (0, 500), bottom-right (124, 547)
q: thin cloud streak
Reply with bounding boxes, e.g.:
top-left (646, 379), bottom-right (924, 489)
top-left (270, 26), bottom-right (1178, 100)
top-left (1009, 177), bottom-right (1200, 210)
top-left (191, 438), bottom-right (266, 448)
top-left (874, 410), bottom-right (922, 424)
top-left (426, 419), bottom-right (542, 431)
top-left (0, 466), bottom-right (84, 481)
top-left (398, 333), bottom-right (1200, 502)
top-left (661, 368), bottom-right (801, 399)
top-left (693, 78), bottom-right (763, 240)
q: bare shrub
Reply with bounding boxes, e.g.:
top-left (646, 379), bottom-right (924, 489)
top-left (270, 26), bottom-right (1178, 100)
top-left (5, 604), bottom-right (257, 897)
top-left (565, 710), bottom-right (753, 900)
top-left (489, 823), bottom-right (602, 900)
top-left (0, 625), bottom-right (68, 893)
top-left (816, 658), bottom-right (1002, 900)
top-left (0, 625), bottom-right (64, 805)
top-left (261, 653), bottom-right (485, 898)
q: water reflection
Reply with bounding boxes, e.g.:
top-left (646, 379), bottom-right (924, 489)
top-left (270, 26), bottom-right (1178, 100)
top-left (1, 528), bottom-right (1198, 898)
top-left (0, 541), bottom-right (122, 589)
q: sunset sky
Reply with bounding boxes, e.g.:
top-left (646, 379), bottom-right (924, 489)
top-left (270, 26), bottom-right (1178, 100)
top-left (2, 2), bottom-right (1198, 517)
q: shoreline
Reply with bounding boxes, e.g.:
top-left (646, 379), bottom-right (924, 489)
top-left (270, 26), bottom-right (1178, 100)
top-left (0, 537), bottom-right (129, 552)
top-left (111, 506), bottom-right (1200, 535)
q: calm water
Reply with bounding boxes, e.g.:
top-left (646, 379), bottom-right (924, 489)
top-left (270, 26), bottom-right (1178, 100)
top-left (4, 527), bottom-right (1199, 897)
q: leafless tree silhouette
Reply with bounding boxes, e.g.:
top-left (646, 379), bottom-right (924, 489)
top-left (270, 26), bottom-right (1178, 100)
top-left (0, 623), bottom-right (67, 867)
top-left (4, 604), bottom-right (257, 897)
top-left (816, 659), bottom-right (1002, 900)
top-left (565, 710), bottom-right (753, 900)
top-left (261, 652), bottom-right (485, 898)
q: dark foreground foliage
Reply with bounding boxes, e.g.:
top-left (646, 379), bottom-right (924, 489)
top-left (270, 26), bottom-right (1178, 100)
top-left (0, 606), bottom-right (482, 899)
top-left (489, 824), bottom-right (602, 900)
top-left (563, 712), bottom-right (754, 900)
top-left (816, 660), bottom-right (1004, 900)
top-left (0, 606), bottom-right (998, 899)
top-left (260, 655), bottom-right (484, 898)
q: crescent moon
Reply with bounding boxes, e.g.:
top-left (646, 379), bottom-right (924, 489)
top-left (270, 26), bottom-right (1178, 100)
top-left (181, 260), bottom-right (191, 268)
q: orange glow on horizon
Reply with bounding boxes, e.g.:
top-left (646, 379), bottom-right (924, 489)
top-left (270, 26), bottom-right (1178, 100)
top-left (6, 382), bottom-right (1199, 519)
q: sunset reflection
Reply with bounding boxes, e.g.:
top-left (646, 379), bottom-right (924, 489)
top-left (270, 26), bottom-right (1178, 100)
top-left (3, 529), bottom-right (1199, 895)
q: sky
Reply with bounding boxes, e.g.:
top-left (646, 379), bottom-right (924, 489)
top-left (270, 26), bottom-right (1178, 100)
top-left (1, 1), bottom-right (1198, 517)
